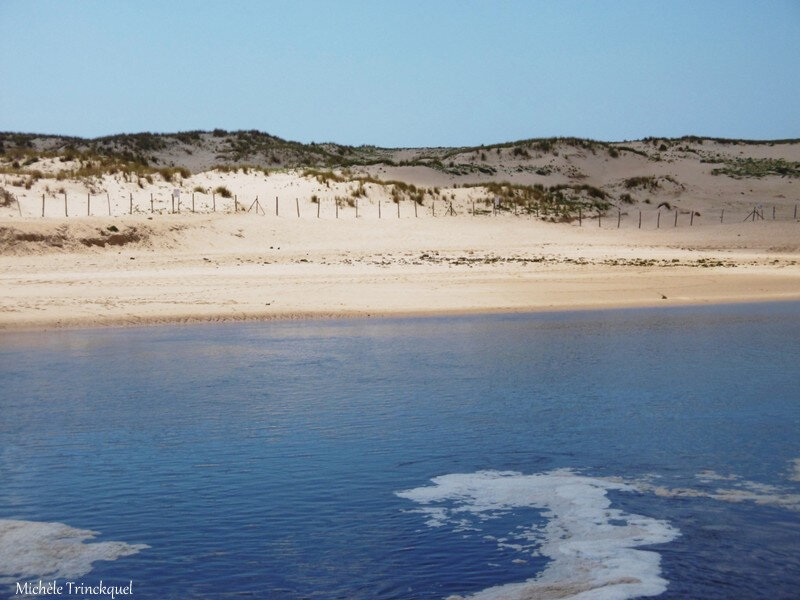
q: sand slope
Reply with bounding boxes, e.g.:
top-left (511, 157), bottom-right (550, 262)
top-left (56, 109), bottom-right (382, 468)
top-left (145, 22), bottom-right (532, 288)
top-left (1, 210), bottom-right (798, 330)
top-left (1, 137), bottom-right (799, 329)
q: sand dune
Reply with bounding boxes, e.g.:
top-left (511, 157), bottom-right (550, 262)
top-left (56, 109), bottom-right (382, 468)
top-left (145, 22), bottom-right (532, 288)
top-left (1, 136), bottom-right (799, 330)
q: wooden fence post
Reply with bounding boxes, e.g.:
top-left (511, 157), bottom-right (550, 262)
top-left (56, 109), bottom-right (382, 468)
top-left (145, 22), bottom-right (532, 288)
top-left (192, 192), bottom-right (195, 213)
top-left (234, 195), bottom-right (238, 213)
top-left (598, 212), bottom-right (601, 227)
top-left (275, 196), bottom-right (278, 216)
top-left (296, 198), bottom-right (299, 218)
top-left (657, 211), bottom-right (661, 228)
top-left (617, 209), bottom-right (621, 228)
top-left (378, 200), bottom-right (382, 219)
top-left (150, 193), bottom-right (154, 214)
top-left (42, 194), bottom-right (45, 217)
top-left (690, 211), bottom-right (694, 226)
top-left (355, 198), bottom-right (359, 218)
top-left (578, 207), bottom-right (582, 226)
top-left (397, 200), bottom-right (400, 218)
top-left (794, 205), bottom-right (797, 220)
top-left (64, 192), bottom-right (68, 217)
top-left (674, 210), bottom-right (678, 227)
top-left (317, 199), bottom-right (320, 218)
top-left (638, 210), bottom-right (641, 229)
top-left (720, 208), bottom-right (724, 223)
top-left (414, 201), bottom-right (417, 218)
top-left (472, 200), bottom-right (475, 216)
top-left (107, 192), bottom-right (111, 216)
top-left (87, 193), bottom-right (91, 216)
top-left (130, 193), bottom-right (133, 215)
top-left (432, 201), bottom-right (435, 217)
top-left (247, 196), bottom-right (262, 214)
top-left (773, 206), bottom-right (776, 220)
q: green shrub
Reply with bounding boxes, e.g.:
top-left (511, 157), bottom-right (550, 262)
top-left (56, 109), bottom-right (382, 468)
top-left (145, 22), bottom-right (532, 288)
top-left (214, 185), bottom-right (232, 198)
top-left (158, 166), bottom-right (191, 181)
top-left (0, 187), bottom-right (15, 206)
top-left (623, 176), bottom-right (660, 190)
top-left (711, 158), bottom-right (800, 179)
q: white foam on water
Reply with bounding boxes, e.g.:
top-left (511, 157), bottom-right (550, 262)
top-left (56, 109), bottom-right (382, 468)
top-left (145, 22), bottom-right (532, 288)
top-left (0, 519), bottom-right (149, 585)
top-left (397, 469), bottom-right (679, 600)
top-left (628, 473), bottom-right (800, 512)
top-left (695, 470), bottom-right (740, 482)
top-left (789, 459), bottom-right (800, 482)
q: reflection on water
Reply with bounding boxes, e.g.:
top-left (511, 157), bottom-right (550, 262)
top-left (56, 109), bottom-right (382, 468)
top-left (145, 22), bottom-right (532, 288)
top-left (1, 303), bottom-right (799, 599)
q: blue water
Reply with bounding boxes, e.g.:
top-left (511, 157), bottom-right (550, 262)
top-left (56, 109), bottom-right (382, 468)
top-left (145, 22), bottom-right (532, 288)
top-left (1, 303), bottom-right (799, 599)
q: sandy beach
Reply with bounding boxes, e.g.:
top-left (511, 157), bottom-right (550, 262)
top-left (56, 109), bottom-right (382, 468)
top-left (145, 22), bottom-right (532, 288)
top-left (3, 3), bottom-right (800, 597)
top-left (1, 210), bottom-right (798, 330)
top-left (2, 135), bottom-right (799, 330)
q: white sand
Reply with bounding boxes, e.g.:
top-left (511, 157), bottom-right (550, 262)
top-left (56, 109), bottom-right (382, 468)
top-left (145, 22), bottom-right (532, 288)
top-left (1, 163), bottom-right (799, 330)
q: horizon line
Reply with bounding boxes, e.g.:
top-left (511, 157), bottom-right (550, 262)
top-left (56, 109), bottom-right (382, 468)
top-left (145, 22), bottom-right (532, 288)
top-left (3, 129), bottom-right (800, 150)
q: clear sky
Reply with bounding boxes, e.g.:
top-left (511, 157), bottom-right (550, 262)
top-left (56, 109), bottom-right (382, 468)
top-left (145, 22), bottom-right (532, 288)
top-left (1, 0), bottom-right (798, 146)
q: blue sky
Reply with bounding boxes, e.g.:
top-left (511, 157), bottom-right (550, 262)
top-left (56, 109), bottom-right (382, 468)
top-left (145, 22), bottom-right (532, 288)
top-left (1, 0), bottom-right (798, 146)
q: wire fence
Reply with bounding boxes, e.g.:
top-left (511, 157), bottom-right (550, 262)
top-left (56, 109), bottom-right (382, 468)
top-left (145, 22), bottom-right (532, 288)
top-left (7, 190), bottom-right (800, 230)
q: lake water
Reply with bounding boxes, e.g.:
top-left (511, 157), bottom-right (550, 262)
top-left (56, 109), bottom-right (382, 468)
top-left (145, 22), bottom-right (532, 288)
top-left (1, 303), bottom-right (799, 599)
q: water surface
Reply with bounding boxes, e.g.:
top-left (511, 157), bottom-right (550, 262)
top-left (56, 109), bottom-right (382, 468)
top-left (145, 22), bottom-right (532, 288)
top-left (1, 303), bottom-right (799, 598)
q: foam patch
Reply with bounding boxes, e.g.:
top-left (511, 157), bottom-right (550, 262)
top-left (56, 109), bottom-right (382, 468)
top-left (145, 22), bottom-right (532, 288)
top-left (627, 472), bottom-right (800, 512)
top-left (789, 459), bottom-right (800, 483)
top-left (397, 469), bottom-right (679, 600)
top-left (0, 519), bottom-right (148, 585)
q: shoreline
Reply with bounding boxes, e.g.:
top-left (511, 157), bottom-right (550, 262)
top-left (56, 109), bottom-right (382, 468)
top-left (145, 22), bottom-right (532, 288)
top-left (3, 287), bottom-right (799, 334)
top-left (2, 214), bottom-right (799, 334)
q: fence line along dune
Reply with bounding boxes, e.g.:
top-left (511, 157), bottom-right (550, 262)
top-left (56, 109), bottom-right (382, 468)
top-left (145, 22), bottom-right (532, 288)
top-left (1, 133), bottom-right (799, 329)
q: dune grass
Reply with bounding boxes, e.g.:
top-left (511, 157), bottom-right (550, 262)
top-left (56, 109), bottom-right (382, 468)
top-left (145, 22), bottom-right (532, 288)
top-left (213, 186), bottom-right (232, 198)
top-left (711, 158), bottom-right (800, 179)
